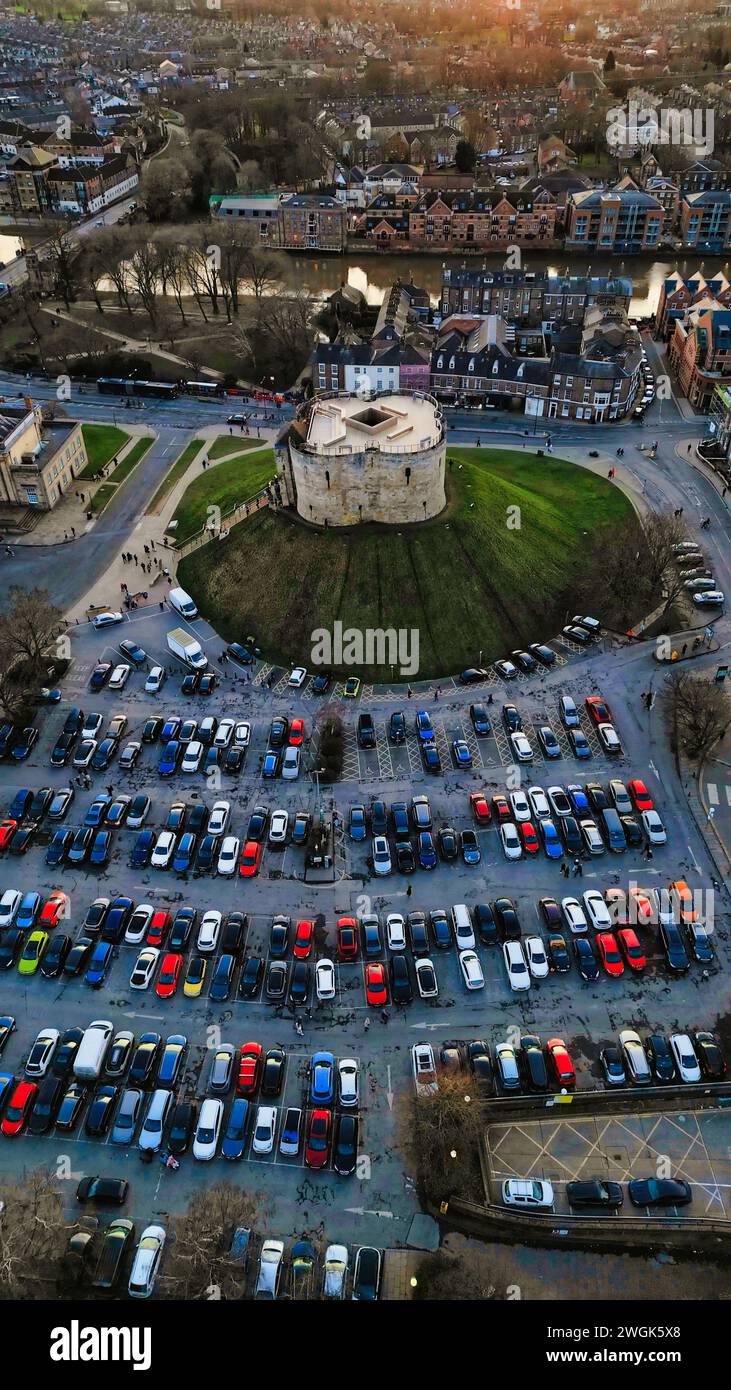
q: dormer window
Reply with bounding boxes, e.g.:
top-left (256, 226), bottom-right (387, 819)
top-left (437, 355), bottom-right (443, 369)
top-left (449, 356), bottom-right (455, 369)
top-left (468, 358), bottom-right (475, 372)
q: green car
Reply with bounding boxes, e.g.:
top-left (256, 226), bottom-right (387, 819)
top-left (18, 930), bottom-right (49, 976)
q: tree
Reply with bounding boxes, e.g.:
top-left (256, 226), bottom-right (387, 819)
top-left (604, 49), bottom-right (616, 73)
top-left (0, 1169), bottom-right (68, 1298)
top-left (162, 1183), bottom-right (262, 1300)
top-left (0, 585), bottom-right (63, 679)
top-left (405, 1072), bottom-right (487, 1205)
top-left (42, 221), bottom-right (81, 309)
top-left (87, 225), bottom-right (136, 314)
top-left (455, 138), bottom-right (477, 173)
top-left (413, 1249), bottom-right (499, 1301)
top-left (666, 670), bottom-right (731, 759)
top-left (126, 236), bottom-right (162, 328)
top-left (139, 155), bottom-right (193, 222)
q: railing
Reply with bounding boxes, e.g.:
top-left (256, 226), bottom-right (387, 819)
top-left (174, 487), bottom-right (272, 558)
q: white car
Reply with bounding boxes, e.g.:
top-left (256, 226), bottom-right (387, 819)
top-left (510, 731), bottom-right (533, 762)
top-left (452, 905), bottom-right (475, 951)
top-left (597, 722), bottom-right (622, 754)
top-left (373, 836), bottom-right (392, 876)
top-left (503, 939), bottom-right (530, 992)
top-left (559, 696), bottom-right (580, 729)
top-left (459, 949), bottom-right (484, 990)
top-left (338, 1058), bottom-right (359, 1107)
top-left (181, 741), bottom-right (203, 773)
top-left (81, 713), bottom-right (103, 742)
top-left (693, 590), bottom-right (724, 607)
top-left (500, 822), bottom-right (522, 861)
top-left (646, 887), bottom-right (675, 927)
top-left (415, 957), bottom-right (439, 999)
top-left (281, 746), bottom-right (300, 780)
top-left (386, 913), bottom-right (406, 950)
top-left (525, 935), bottom-right (549, 979)
top-left (233, 722), bottom-right (251, 748)
top-left (207, 801), bottom-right (230, 836)
top-left (73, 739), bottom-right (97, 768)
top-left (193, 1097), bottom-right (224, 1160)
top-left (213, 718), bottom-right (235, 749)
top-left (496, 659), bottom-right (518, 680)
top-left (197, 910), bottom-right (222, 953)
top-left (528, 786), bottom-right (550, 820)
top-left (288, 666), bottom-right (307, 687)
top-left (642, 809), bottom-right (667, 845)
top-left (510, 790), bottom-right (531, 822)
top-left (255, 1239), bottom-right (284, 1299)
top-left (151, 830), bottom-right (176, 869)
top-left (502, 1179), bottom-right (554, 1209)
top-left (25, 1027), bottom-right (59, 1076)
top-left (108, 663), bottom-right (131, 690)
top-left (145, 666), bottom-right (166, 694)
top-left (124, 904), bottom-right (154, 945)
top-left (323, 1245), bottom-right (349, 1300)
top-left (411, 1041), bottom-right (438, 1095)
top-left (0, 889), bottom-right (21, 928)
top-left (547, 786), bottom-right (571, 819)
top-left (91, 610), bottom-right (123, 629)
top-left (138, 1088), bottom-right (172, 1153)
top-left (269, 810), bottom-right (289, 846)
top-left (316, 958), bottom-right (336, 1001)
top-left (252, 1105), bottom-right (277, 1155)
top-left (583, 889), bottom-right (612, 931)
top-left (669, 1033), bottom-right (701, 1083)
top-left (561, 897), bottom-right (588, 934)
top-left (130, 947), bottom-right (160, 990)
top-left (217, 835), bottom-right (240, 876)
top-left (128, 1225), bottom-right (166, 1300)
top-left (580, 818), bottom-right (604, 855)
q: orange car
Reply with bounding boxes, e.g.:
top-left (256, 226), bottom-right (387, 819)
top-left (289, 718), bottom-right (305, 746)
top-left (0, 819), bottom-right (17, 851)
top-left (669, 880), bottom-right (698, 924)
top-left (469, 792), bottom-right (491, 825)
top-left (39, 890), bottom-right (68, 929)
top-left (618, 928), bottom-right (646, 972)
top-left (628, 887), bottom-right (653, 927)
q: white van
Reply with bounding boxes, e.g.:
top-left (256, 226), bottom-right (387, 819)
top-left (168, 587), bottom-right (198, 620)
top-left (73, 1019), bottom-right (113, 1081)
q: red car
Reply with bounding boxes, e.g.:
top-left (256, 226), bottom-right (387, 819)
top-left (0, 818), bottom-right (17, 850)
top-left (628, 888), bottom-right (653, 926)
top-left (305, 1108), bottom-right (331, 1170)
top-left (546, 1038), bottom-right (575, 1088)
top-left (40, 891), bottom-right (68, 928)
top-left (365, 962), bottom-right (388, 1007)
top-left (337, 917), bottom-right (358, 961)
top-left (146, 910), bottom-right (171, 947)
top-left (293, 919), bottom-right (314, 959)
top-left (469, 792), bottom-right (491, 825)
top-left (597, 931), bottom-right (624, 977)
top-left (289, 718), bottom-right (305, 746)
top-left (237, 1041), bottom-right (262, 1095)
top-left (156, 952), bottom-right (182, 998)
top-left (491, 795), bottom-right (511, 823)
top-left (519, 821), bottom-right (539, 854)
top-left (1, 1080), bottom-right (38, 1136)
top-left (618, 928), bottom-right (646, 972)
top-left (585, 695), bottom-right (612, 726)
top-left (628, 779), bottom-right (654, 812)
top-left (239, 840), bottom-right (261, 878)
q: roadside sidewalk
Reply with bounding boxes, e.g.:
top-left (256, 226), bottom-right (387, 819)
top-left (16, 423), bottom-right (155, 546)
top-left (675, 436), bottom-right (731, 512)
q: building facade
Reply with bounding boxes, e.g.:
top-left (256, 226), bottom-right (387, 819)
top-left (0, 403), bottom-right (86, 511)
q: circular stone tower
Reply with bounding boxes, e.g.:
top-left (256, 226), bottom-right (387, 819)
top-left (275, 390), bottom-right (446, 527)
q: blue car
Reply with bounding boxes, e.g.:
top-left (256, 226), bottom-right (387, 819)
top-left (310, 1051), bottom-right (334, 1105)
top-left (349, 805), bottom-right (367, 842)
top-left (159, 740), bottom-right (181, 777)
top-left (451, 739), bottom-right (472, 768)
top-left (418, 830), bottom-right (438, 870)
top-left (84, 797), bottom-right (110, 828)
top-left (173, 832), bottom-right (196, 873)
top-left (161, 718), bottom-right (180, 742)
top-left (86, 940), bottom-right (113, 988)
top-left (570, 730), bottom-right (592, 760)
top-left (567, 784), bottom-right (590, 818)
top-left (221, 1097), bottom-right (250, 1161)
top-left (90, 830), bottom-right (111, 866)
top-left (415, 710), bottom-right (434, 742)
top-left (46, 829), bottom-right (72, 867)
top-left (540, 818), bottom-right (563, 860)
top-left (16, 891), bottom-right (41, 930)
top-left (460, 829), bottom-right (481, 865)
top-left (9, 789), bottom-right (32, 821)
top-left (421, 742), bottom-right (441, 774)
top-left (262, 751), bottom-right (279, 778)
top-left (131, 829), bottom-right (154, 868)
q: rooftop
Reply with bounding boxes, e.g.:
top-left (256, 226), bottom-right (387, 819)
top-left (301, 391), bottom-right (442, 455)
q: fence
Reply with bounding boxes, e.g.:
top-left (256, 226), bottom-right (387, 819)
top-left (174, 487), bottom-right (272, 559)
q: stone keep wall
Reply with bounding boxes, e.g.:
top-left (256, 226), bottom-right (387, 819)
top-left (281, 437), bottom-right (447, 526)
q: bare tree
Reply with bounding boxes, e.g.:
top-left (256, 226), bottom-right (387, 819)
top-left (88, 225), bottom-right (136, 314)
top-left (413, 1249), bottom-right (499, 1300)
top-left (0, 585), bottom-right (64, 695)
top-left (642, 510), bottom-right (689, 591)
top-left (404, 1072), bottom-right (487, 1205)
top-left (162, 1183), bottom-right (263, 1300)
top-left (42, 221), bottom-right (81, 309)
top-left (155, 230), bottom-right (190, 324)
top-left (665, 669), bottom-right (731, 759)
top-left (126, 237), bottom-right (162, 329)
top-left (0, 1169), bottom-right (68, 1298)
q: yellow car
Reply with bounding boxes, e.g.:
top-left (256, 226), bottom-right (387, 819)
top-left (18, 929), bottom-right (49, 976)
top-left (183, 954), bottom-right (206, 998)
top-left (342, 676), bottom-right (361, 698)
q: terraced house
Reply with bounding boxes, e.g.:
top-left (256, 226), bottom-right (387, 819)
top-left (407, 189), bottom-right (559, 248)
top-left (668, 298), bottom-right (731, 409)
top-left (655, 270), bottom-right (731, 340)
top-left (440, 268), bottom-right (632, 327)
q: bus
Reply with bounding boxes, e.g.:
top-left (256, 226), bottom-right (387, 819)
top-left (184, 380), bottom-right (225, 398)
top-left (96, 378), bottom-right (179, 399)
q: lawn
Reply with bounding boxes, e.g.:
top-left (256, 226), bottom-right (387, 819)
top-left (108, 436), bottom-right (154, 485)
top-left (178, 446), bottom-right (637, 680)
top-left (170, 448), bottom-right (276, 540)
top-left (208, 435), bottom-right (261, 460)
top-left (147, 439), bottom-right (203, 515)
top-left (80, 424), bottom-right (130, 478)
top-left (90, 484), bottom-right (116, 515)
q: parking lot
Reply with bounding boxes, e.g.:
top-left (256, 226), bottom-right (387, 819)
top-left (0, 600), bottom-right (727, 1261)
top-left (486, 1108), bottom-right (731, 1218)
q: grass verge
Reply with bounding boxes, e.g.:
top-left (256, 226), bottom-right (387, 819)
top-left (80, 424), bottom-right (130, 478)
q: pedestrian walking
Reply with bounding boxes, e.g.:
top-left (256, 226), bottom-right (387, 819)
top-left (644, 844), bottom-right (653, 860)
top-left (133, 554), bottom-right (138, 565)
top-left (159, 600), bottom-right (164, 610)
top-left (407, 685), bottom-right (413, 699)
top-left (688, 443), bottom-right (692, 454)
top-left (406, 883), bottom-right (413, 898)
top-left (71, 526), bottom-right (75, 537)
top-left (380, 1010), bottom-right (389, 1024)
top-left (364, 1017), bottom-right (370, 1032)
top-left (106, 784), bottom-right (113, 797)
top-left (151, 540), bottom-right (155, 550)
top-left (144, 544), bottom-right (149, 556)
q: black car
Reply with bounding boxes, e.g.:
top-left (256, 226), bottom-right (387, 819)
top-left (12, 726), bottom-right (39, 760)
top-left (85, 1085), bottom-right (118, 1137)
top-left (437, 826), bottom-right (458, 861)
top-left (51, 731), bottom-right (76, 767)
top-left (388, 712), bottom-right (406, 744)
top-left (224, 745), bottom-right (245, 773)
top-left (8, 788), bottom-right (32, 821)
top-left (261, 1046), bottom-right (285, 1098)
top-left (520, 1035), bottom-right (548, 1092)
top-left (566, 1180), bottom-right (623, 1211)
top-left (371, 800), bottom-right (388, 836)
top-left (0, 724), bottom-right (19, 759)
top-left (628, 1179), bottom-right (692, 1208)
top-left (575, 936), bottom-right (599, 982)
top-left (407, 912), bottom-right (429, 956)
top-left (470, 703), bottom-right (491, 735)
top-left (64, 936), bottom-right (93, 976)
top-left (221, 912), bottom-right (247, 954)
top-left (129, 1033), bottom-right (161, 1087)
top-left (458, 668), bottom-right (489, 685)
top-left (247, 805), bottom-right (269, 841)
top-left (474, 903), bottom-right (499, 946)
top-left (421, 742), bottom-right (441, 774)
top-left (291, 811), bottom-right (311, 846)
top-left (547, 934), bottom-right (570, 973)
top-left (529, 643), bottom-right (557, 666)
top-left (269, 716), bottom-right (289, 747)
top-left (210, 954), bottom-right (235, 1003)
top-left (168, 1101), bottom-right (196, 1155)
top-left (511, 650), bottom-right (538, 673)
top-left (539, 897), bottom-right (562, 930)
top-left (55, 1082), bottom-right (85, 1131)
top-left (600, 1045), bottom-right (626, 1087)
top-left (169, 907), bottom-right (197, 950)
top-left (270, 916), bottom-right (290, 957)
top-left (468, 1041), bottom-right (494, 1094)
top-left (187, 804), bottom-right (208, 835)
top-left (333, 1112), bottom-right (359, 1177)
top-left (119, 639), bottom-right (147, 668)
top-left (390, 955), bottom-right (412, 1004)
top-left (53, 1027), bottom-right (84, 1077)
top-left (687, 924), bottom-right (714, 964)
top-left (130, 829), bottom-right (154, 868)
top-left (40, 933), bottom-right (71, 978)
top-left (429, 910), bottom-right (451, 950)
top-left (585, 782), bottom-right (609, 813)
top-left (265, 960), bottom-right (288, 1001)
top-left (561, 815), bottom-right (583, 854)
top-left (227, 642), bottom-right (255, 667)
top-left (166, 802), bottom-right (187, 832)
top-left (502, 704), bottom-right (522, 733)
top-left (196, 834), bottom-right (217, 871)
top-left (391, 802), bottom-right (410, 838)
top-left (695, 1030), bottom-right (726, 1080)
top-left (142, 718), bottom-right (163, 744)
top-left (102, 896), bottom-right (133, 944)
top-left (76, 1175), bottom-right (128, 1205)
top-left (8, 825), bottom-right (35, 855)
top-left (311, 673), bottom-right (331, 694)
top-left (494, 898), bottom-right (520, 941)
top-left (28, 787), bottom-right (53, 821)
top-left (357, 712), bottom-right (376, 749)
top-left (289, 960), bottom-right (310, 1004)
top-left (239, 955), bottom-right (263, 999)
top-left (222, 1099), bottom-right (250, 1161)
top-left (659, 920), bottom-right (689, 974)
top-left (0, 929), bottom-right (24, 969)
top-left (27, 1075), bottom-right (63, 1135)
top-left (620, 816), bottom-right (643, 849)
top-left (181, 672), bottom-right (200, 696)
top-left (645, 1033), bottom-right (676, 1083)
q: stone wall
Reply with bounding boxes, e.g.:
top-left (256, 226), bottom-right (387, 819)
top-left (283, 435), bottom-right (446, 526)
